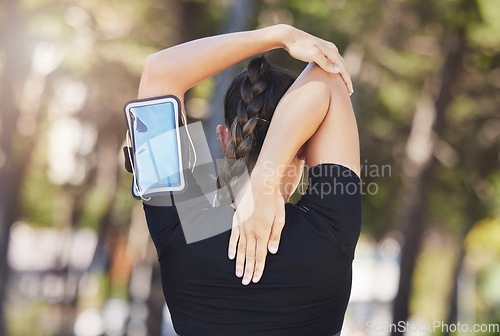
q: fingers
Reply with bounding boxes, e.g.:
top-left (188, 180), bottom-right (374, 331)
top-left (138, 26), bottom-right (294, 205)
top-left (234, 227), bottom-right (270, 285)
top-left (333, 53), bottom-right (354, 95)
top-left (235, 232), bottom-right (246, 279)
top-left (229, 189), bottom-right (282, 286)
top-left (228, 221), bottom-right (239, 260)
top-left (313, 45), bottom-right (337, 74)
top-left (268, 204), bottom-right (285, 254)
top-left (241, 236), bottom-right (256, 285)
top-left (316, 44), bottom-right (354, 95)
top-left (252, 236), bottom-right (269, 283)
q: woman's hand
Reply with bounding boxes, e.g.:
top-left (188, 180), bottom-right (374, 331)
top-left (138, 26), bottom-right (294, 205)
top-left (279, 25), bottom-right (354, 95)
top-left (228, 176), bottom-right (285, 285)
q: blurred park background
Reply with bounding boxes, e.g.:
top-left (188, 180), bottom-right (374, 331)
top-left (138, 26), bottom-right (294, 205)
top-left (0, 0), bottom-right (499, 335)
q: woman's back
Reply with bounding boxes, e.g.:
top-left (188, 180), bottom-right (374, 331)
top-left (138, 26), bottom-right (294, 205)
top-left (135, 24), bottom-right (360, 336)
top-left (144, 163), bottom-right (361, 336)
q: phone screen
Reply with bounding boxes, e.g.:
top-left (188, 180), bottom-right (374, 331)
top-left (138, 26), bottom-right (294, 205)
top-left (130, 101), bottom-right (182, 192)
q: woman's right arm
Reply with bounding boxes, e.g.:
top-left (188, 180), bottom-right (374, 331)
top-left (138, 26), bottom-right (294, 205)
top-left (137, 24), bottom-right (353, 101)
top-left (230, 63), bottom-right (359, 285)
top-left (254, 63), bottom-right (360, 179)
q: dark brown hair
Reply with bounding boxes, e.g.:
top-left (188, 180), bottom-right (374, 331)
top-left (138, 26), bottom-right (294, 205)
top-left (216, 55), bottom-right (296, 200)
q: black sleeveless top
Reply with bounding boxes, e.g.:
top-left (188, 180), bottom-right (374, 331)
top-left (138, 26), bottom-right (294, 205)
top-left (143, 163), bottom-right (362, 336)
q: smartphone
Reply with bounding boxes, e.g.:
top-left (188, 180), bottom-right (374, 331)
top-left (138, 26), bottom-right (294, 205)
top-left (124, 95), bottom-right (186, 197)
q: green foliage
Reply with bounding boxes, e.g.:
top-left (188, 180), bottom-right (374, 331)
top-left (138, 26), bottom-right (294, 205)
top-left (489, 175), bottom-right (500, 216)
top-left (411, 233), bottom-right (457, 322)
top-left (469, 0), bottom-right (500, 51)
top-left (466, 218), bottom-right (500, 255)
top-left (7, 300), bottom-right (49, 336)
top-left (20, 137), bottom-right (59, 228)
top-left (77, 187), bottom-right (112, 230)
top-left (378, 79), bottom-right (417, 120)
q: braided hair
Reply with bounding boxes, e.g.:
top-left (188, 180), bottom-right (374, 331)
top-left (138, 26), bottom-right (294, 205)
top-left (217, 55), bottom-right (296, 201)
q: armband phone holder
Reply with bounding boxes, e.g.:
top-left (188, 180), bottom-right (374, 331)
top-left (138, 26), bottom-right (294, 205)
top-left (124, 95), bottom-right (195, 200)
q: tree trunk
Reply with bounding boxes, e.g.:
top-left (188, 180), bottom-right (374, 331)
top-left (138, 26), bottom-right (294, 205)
top-left (146, 262), bottom-right (165, 336)
top-left (443, 210), bottom-right (483, 336)
top-left (0, 0), bottom-right (30, 334)
top-left (444, 241), bottom-right (465, 336)
top-left (205, 0), bottom-right (257, 160)
top-left (391, 31), bottom-right (467, 336)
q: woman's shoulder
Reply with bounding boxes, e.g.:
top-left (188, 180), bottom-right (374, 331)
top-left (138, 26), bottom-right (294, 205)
top-left (294, 163), bottom-right (362, 235)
